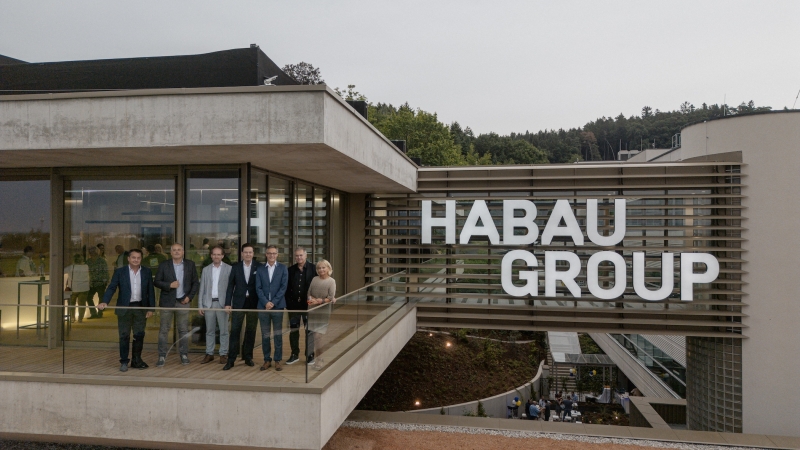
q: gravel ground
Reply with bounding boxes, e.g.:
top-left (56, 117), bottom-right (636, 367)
top-left (0, 423), bottom-right (763, 450)
top-left (0, 442), bottom-right (147, 450)
top-left (325, 421), bottom-right (764, 450)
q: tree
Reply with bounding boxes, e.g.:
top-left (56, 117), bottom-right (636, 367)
top-left (369, 103), bottom-right (464, 166)
top-left (281, 62), bottom-right (325, 85)
top-left (473, 133), bottom-right (549, 165)
top-left (334, 84), bottom-right (367, 101)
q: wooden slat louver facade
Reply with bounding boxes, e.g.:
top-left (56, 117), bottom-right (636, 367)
top-left (368, 162), bottom-right (745, 337)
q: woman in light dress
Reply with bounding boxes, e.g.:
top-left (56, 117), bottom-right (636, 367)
top-left (306, 259), bottom-right (336, 368)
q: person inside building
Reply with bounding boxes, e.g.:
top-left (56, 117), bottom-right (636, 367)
top-left (86, 246), bottom-right (109, 319)
top-left (255, 245), bottom-right (288, 372)
top-left (64, 254), bottom-right (90, 322)
top-left (154, 243), bottom-right (199, 367)
top-left (223, 243), bottom-right (261, 371)
top-left (16, 245), bottom-right (36, 276)
top-left (198, 245), bottom-right (231, 365)
top-left (306, 259), bottom-right (336, 369)
top-left (114, 245), bottom-right (129, 269)
top-left (285, 247), bottom-right (317, 365)
top-left (98, 249), bottom-right (155, 372)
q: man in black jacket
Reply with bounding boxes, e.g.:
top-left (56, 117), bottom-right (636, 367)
top-left (98, 249), bottom-right (155, 372)
top-left (285, 247), bottom-right (317, 365)
top-left (154, 243), bottom-right (200, 367)
top-left (223, 243), bottom-right (261, 370)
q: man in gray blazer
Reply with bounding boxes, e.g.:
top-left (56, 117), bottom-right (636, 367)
top-left (198, 246), bottom-right (232, 365)
top-left (154, 243), bottom-right (200, 367)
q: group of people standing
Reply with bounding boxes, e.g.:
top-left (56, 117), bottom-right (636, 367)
top-left (525, 392), bottom-right (579, 421)
top-left (98, 243), bottom-right (336, 373)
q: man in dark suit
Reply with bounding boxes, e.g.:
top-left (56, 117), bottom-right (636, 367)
top-left (154, 243), bottom-right (199, 367)
top-left (223, 243), bottom-right (261, 370)
top-left (255, 245), bottom-right (288, 371)
top-left (98, 248), bottom-right (155, 372)
top-left (285, 247), bottom-right (316, 365)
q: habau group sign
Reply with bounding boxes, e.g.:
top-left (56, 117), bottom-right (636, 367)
top-left (420, 199), bottom-right (719, 301)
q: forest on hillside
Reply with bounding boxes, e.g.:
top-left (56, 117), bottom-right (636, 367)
top-left (283, 63), bottom-right (776, 166)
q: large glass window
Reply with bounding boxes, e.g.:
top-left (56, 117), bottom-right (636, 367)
top-left (187, 170), bottom-right (240, 271)
top-left (296, 184), bottom-right (314, 262)
top-left (314, 187), bottom-right (329, 262)
top-left (64, 179), bottom-right (175, 325)
top-left (249, 171), bottom-right (268, 256)
top-left (0, 180), bottom-right (50, 335)
top-left (269, 177), bottom-right (293, 264)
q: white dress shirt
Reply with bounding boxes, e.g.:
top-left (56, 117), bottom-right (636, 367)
top-left (211, 264), bottom-right (221, 299)
top-left (243, 262), bottom-right (252, 296)
top-left (129, 266), bottom-right (142, 302)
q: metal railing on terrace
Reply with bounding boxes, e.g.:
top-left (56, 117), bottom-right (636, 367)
top-left (0, 272), bottom-right (407, 383)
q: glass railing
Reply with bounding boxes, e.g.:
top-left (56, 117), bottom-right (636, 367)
top-left (0, 272), bottom-right (407, 383)
top-left (610, 333), bottom-right (686, 398)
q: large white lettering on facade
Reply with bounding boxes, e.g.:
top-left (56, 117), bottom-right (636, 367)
top-left (421, 199), bottom-right (719, 301)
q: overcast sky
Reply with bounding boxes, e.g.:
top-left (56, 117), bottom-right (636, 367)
top-left (1, 1), bottom-right (798, 134)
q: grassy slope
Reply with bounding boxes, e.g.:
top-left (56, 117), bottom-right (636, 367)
top-left (358, 331), bottom-right (542, 412)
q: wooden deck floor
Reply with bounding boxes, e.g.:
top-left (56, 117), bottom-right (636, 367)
top-left (0, 302), bottom-right (403, 385)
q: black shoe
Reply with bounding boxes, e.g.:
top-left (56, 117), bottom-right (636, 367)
top-left (244, 359), bottom-right (255, 367)
top-left (307, 354), bottom-right (315, 365)
top-left (131, 357), bottom-right (148, 369)
top-left (223, 360), bottom-right (235, 371)
top-left (286, 354), bottom-right (299, 365)
top-left (120, 363), bottom-right (129, 372)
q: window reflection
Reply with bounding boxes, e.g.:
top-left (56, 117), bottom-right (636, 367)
top-left (0, 180), bottom-right (50, 333)
top-left (269, 177), bottom-right (293, 264)
top-left (296, 184), bottom-right (313, 262)
top-left (0, 180), bottom-right (50, 278)
top-left (249, 171), bottom-right (268, 255)
top-left (64, 179), bottom-right (175, 324)
top-left (187, 170), bottom-right (240, 271)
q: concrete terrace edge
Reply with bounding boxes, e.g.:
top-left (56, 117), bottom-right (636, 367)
top-left (0, 431), bottom-right (292, 450)
top-left (0, 303), bottom-right (417, 394)
top-left (345, 410), bottom-right (800, 450)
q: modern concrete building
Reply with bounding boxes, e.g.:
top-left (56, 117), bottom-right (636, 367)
top-left (1, 49), bottom-right (799, 447)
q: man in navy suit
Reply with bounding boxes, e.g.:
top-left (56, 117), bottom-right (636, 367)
top-left (223, 243), bottom-right (261, 370)
top-left (255, 245), bottom-right (288, 372)
top-left (154, 243), bottom-right (200, 367)
top-left (98, 248), bottom-right (155, 372)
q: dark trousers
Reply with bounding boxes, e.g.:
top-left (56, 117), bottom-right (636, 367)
top-left (228, 310), bottom-right (257, 362)
top-left (86, 285), bottom-right (104, 317)
top-left (289, 311), bottom-right (314, 357)
top-left (117, 308), bottom-right (147, 364)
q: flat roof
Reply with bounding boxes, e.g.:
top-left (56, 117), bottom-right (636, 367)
top-left (0, 85), bottom-right (417, 193)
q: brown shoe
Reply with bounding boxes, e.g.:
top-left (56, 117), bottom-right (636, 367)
top-left (219, 355), bottom-right (228, 365)
top-left (201, 354), bottom-right (214, 364)
top-left (260, 361), bottom-right (271, 371)
top-left (275, 361), bottom-right (283, 372)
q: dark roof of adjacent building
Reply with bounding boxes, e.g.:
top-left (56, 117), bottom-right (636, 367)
top-left (0, 46), bottom-right (298, 94)
top-left (0, 54), bottom-right (26, 65)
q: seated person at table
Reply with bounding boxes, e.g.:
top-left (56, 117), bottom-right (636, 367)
top-left (528, 402), bottom-right (539, 420)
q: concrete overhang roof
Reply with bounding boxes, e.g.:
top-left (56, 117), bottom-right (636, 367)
top-left (0, 85), bottom-right (417, 193)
